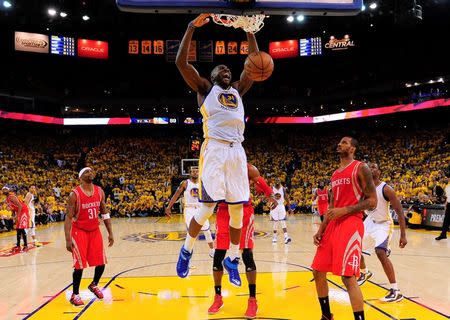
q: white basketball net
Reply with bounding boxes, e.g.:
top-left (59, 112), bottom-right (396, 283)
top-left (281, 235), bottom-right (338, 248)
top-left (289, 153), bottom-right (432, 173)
top-left (211, 14), bottom-right (265, 34)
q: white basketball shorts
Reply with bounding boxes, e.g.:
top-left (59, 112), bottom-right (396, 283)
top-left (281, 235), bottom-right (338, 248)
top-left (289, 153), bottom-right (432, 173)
top-left (199, 139), bottom-right (249, 204)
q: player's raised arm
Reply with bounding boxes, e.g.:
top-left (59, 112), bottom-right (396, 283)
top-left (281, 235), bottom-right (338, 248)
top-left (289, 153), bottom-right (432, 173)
top-left (175, 14), bottom-right (212, 96)
top-left (234, 33), bottom-right (259, 96)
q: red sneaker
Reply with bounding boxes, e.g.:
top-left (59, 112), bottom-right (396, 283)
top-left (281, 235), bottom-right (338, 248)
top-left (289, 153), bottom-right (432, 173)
top-left (208, 294), bottom-right (223, 314)
top-left (244, 297), bottom-right (258, 319)
top-left (21, 246), bottom-right (28, 252)
top-left (69, 294), bottom-right (84, 307)
top-left (11, 246), bottom-right (21, 253)
top-left (88, 282), bottom-right (104, 299)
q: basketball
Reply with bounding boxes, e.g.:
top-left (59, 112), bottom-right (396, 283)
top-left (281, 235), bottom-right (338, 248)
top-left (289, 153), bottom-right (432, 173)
top-left (244, 51), bottom-right (274, 81)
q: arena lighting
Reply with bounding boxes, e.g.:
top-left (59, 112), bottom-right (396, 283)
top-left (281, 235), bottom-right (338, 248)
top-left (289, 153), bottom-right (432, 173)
top-left (60, 11), bottom-right (67, 17)
top-left (48, 8), bottom-right (57, 16)
top-left (369, 2), bottom-right (377, 9)
top-left (296, 15), bottom-right (305, 22)
top-left (287, 15), bottom-right (294, 22)
top-left (438, 77), bottom-right (444, 83)
top-left (82, 14), bottom-right (90, 21)
top-left (405, 83), bottom-right (412, 87)
top-left (429, 80), bottom-right (434, 84)
top-left (3, 1), bottom-right (12, 8)
top-left (361, 4), bottom-right (366, 11)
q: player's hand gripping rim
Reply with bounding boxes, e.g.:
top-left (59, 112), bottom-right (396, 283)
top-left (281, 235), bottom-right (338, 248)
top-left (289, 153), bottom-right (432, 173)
top-left (189, 13), bottom-right (210, 28)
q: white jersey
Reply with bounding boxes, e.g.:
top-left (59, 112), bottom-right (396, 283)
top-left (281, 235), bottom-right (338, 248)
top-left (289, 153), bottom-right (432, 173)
top-left (26, 192), bottom-right (35, 215)
top-left (273, 186), bottom-right (285, 207)
top-left (200, 85), bottom-right (245, 143)
top-left (365, 182), bottom-right (392, 223)
top-left (183, 179), bottom-right (200, 209)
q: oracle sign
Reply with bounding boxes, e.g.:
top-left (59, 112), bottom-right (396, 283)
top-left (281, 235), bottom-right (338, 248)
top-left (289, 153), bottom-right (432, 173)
top-left (15, 32), bottom-right (49, 53)
top-left (269, 40), bottom-right (298, 59)
top-left (77, 39), bottom-right (108, 59)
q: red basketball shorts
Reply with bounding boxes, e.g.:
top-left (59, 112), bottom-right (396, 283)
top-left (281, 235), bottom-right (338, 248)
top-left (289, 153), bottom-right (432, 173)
top-left (311, 214), bottom-right (364, 277)
top-left (318, 203), bottom-right (328, 216)
top-left (71, 225), bottom-right (106, 269)
top-left (216, 205), bottom-right (254, 250)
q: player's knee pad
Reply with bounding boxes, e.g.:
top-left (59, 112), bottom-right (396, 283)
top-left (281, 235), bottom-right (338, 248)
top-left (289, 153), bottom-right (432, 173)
top-left (228, 204), bottom-right (243, 229)
top-left (203, 230), bottom-right (213, 243)
top-left (242, 249), bottom-right (256, 272)
top-left (280, 220), bottom-right (287, 228)
top-left (213, 249), bottom-right (227, 272)
top-left (193, 203), bottom-right (216, 226)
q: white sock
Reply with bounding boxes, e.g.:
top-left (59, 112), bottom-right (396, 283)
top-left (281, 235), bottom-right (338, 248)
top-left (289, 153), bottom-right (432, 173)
top-left (229, 243), bottom-right (239, 260)
top-left (183, 234), bottom-right (196, 252)
top-left (390, 283), bottom-right (398, 290)
top-left (284, 232), bottom-right (288, 238)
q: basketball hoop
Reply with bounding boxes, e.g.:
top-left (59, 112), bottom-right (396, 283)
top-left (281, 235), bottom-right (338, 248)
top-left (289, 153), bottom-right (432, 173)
top-left (211, 14), bottom-right (265, 34)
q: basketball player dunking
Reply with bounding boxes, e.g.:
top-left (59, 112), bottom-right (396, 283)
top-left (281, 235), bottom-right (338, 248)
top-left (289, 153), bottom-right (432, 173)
top-left (209, 163), bottom-right (277, 319)
top-left (358, 162), bottom-right (407, 303)
top-left (313, 181), bottom-right (330, 222)
top-left (24, 186), bottom-right (42, 247)
top-left (270, 178), bottom-right (292, 244)
top-left (175, 14), bottom-right (259, 286)
top-left (311, 137), bottom-right (377, 320)
top-left (165, 167), bottom-right (215, 258)
top-left (65, 167), bottom-right (114, 307)
top-left (3, 186), bottom-right (29, 252)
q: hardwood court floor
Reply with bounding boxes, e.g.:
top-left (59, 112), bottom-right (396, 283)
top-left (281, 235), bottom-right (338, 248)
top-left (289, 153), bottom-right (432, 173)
top-left (1, 215), bottom-right (449, 319)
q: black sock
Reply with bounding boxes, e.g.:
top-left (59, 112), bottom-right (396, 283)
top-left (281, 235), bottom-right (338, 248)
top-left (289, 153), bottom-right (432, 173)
top-left (249, 284), bottom-right (256, 298)
top-left (318, 296), bottom-right (331, 318)
top-left (354, 311), bottom-right (365, 320)
top-left (214, 285), bottom-right (221, 296)
top-left (16, 230), bottom-right (21, 247)
top-left (93, 265), bottom-right (105, 285)
top-left (73, 269), bottom-right (83, 295)
top-left (22, 230), bottom-right (27, 247)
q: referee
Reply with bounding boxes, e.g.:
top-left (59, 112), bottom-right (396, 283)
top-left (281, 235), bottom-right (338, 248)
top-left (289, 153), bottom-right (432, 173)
top-left (436, 178), bottom-right (450, 241)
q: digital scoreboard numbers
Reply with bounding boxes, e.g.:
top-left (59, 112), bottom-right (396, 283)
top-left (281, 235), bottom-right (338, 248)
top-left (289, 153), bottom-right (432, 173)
top-left (51, 36), bottom-right (75, 56)
top-left (299, 37), bottom-right (322, 57)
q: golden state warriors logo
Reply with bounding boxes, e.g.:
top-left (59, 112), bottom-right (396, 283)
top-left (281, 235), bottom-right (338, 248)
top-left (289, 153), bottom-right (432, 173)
top-left (275, 193), bottom-right (282, 200)
top-left (218, 93), bottom-right (238, 110)
top-left (123, 231), bottom-right (268, 243)
top-left (190, 188), bottom-right (199, 198)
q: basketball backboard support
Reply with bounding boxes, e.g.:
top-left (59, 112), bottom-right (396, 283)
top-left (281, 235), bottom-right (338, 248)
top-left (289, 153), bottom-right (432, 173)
top-left (116, 0), bottom-right (363, 16)
top-left (181, 159), bottom-right (199, 176)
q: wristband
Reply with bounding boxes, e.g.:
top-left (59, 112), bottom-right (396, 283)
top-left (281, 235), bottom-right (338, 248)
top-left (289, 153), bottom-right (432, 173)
top-left (188, 22), bottom-right (196, 29)
top-left (101, 214), bottom-right (110, 220)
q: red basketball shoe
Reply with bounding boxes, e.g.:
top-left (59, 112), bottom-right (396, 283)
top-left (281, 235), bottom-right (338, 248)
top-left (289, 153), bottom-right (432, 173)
top-left (69, 294), bottom-right (84, 307)
top-left (88, 282), bottom-right (104, 299)
top-left (208, 294), bottom-right (223, 314)
top-left (244, 297), bottom-right (258, 319)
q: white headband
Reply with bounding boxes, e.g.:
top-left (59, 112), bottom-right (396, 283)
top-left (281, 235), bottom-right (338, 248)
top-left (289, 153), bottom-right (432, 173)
top-left (78, 167), bottom-right (92, 178)
top-left (2, 186), bottom-right (10, 191)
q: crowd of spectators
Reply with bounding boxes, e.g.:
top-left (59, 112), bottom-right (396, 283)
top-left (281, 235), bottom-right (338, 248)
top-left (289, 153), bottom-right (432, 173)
top-left (1, 126), bottom-right (449, 231)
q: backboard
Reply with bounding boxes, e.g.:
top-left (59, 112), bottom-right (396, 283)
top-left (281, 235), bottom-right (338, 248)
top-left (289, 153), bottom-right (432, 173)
top-left (116, 0), bottom-right (363, 16)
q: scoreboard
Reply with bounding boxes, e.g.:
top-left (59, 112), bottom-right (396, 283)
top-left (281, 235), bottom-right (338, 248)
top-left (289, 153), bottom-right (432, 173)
top-left (299, 37), bottom-right (322, 57)
top-left (50, 36), bottom-right (75, 56)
